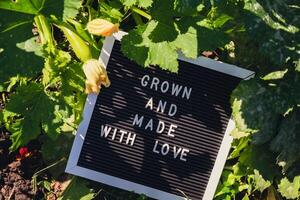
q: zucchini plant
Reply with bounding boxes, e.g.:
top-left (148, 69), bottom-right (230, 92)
top-left (0, 0), bottom-right (299, 199)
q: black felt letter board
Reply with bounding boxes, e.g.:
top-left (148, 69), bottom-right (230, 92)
top-left (70, 40), bottom-right (243, 200)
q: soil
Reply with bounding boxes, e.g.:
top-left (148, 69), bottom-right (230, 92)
top-left (0, 129), bottom-right (44, 200)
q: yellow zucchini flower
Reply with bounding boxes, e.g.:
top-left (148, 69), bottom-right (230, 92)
top-left (83, 59), bottom-right (110, 94)
top-left (87, 19), bottom-right (119, 37)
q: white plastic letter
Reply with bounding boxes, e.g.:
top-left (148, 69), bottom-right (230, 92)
top-left (145, 97), bottom-right (153, 110)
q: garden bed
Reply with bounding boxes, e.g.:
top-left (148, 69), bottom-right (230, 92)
top-left (0, 129), bottom-right (44, 200)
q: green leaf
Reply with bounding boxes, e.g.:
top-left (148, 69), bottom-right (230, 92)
top-left (149, 21), bottom-right (178, 42)
top-left (121, 15), bottom-right (229, 72)
top-left (38, 180), bottom-right (52, 192)
top-left (295, 59), bottom-right (300, 72)
top-left (62, 0), bottom-right (82, 21)
top-left (213, 14), bottom-right (233, 28)
top-left (230, 128), bottom-right (249, 139)
top-left (253, 169), bottom-right (271, 192)
top-left (99, 2), bottom-right (123, 23)
top-left (60, 62), bottom-right (85, 94)
top-left (121, 22), bottom-right (179, 72)
top-left (278, 176), bottom-right (300, 199)
top-left (16, 36), bottom-right (43, 56)
top-left (224, 172), bottom-right (238, 187)
top-left (0, 0), bottom-right (42, 15)
top-left (243, 0), bottom-right (300, 66)
top-left (215, 185), bottom-right (231, 198)
top-left (215, 168), bottom-right (242, 199)
top-left (121, 0), bottom-right (231, 72)
top-left (229, 137), bottom-right (250, 159)
top-left (150, 0), bottom-right (174, 23)
top-left (41, 40), bottom-right (85, 127)
top-left (5, 76), bottom-right (27, 92)
top-left (41, 135), bottom-right (73, 179)
top-left (120, 25), bottom-right (149, 66)
top-left (41, 0), bottom-right (82, 20)
top-left (42, 48), bottom-right (85, 127)
top-left (173, 0), bottom-right (202, 16)
top-left (148, 41), bottom-right (178, 72)
top-left (60, 62), bottom-right (86, 125)
top-left (42, 49), bottom-right (72, 86)
top-left (239, 144), bottom-right (280, 181)
top-left (242, 194), bottom-right (249, 200)
top-left (238, 184), bottom-right (249, 193)
top-left (123, 0), bottom-right (153, 8)
top-left (270, 108), bottom-right (300, 172)
top-left (0, 111), bottom-right (3, 124)
top-left (262, 69), bottom-right (288, 80)
top-left (0, 10), bottom-right (43, 82)
top-left (231, 79), bottom-right (281, 143)
top-left (41, 134), bottom-right (73, 163)
top-left (243, 0), bottom-right (299, 34)
top-left (123, 0), bottom-right (136, 8)
top-left (176, 17), bottom-right (229, 52)
top-left (58, 178), bottom-right (95, 200)
top-left (173, 25), bottom-right (198, 58)
top-left (5, 83), bottom-right (62, 150)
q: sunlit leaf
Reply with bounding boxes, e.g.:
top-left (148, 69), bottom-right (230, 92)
top-left (278, 176), bottom-right (300, 199)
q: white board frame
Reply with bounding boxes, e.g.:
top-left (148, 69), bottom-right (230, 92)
top-left (66, 31), bottom-right (254, 200)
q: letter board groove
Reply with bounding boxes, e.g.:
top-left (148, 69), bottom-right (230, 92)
top-left (66, 32), bottom-right (254, 200)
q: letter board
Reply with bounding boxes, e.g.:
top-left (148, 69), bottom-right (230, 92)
top-left (66, 31), bottom-right (254, 200)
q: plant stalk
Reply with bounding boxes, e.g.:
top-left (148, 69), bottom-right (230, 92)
top-left (34, 15), bottom-right (55, 48)
top-left (131, 7), bottom-right (151, 20)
